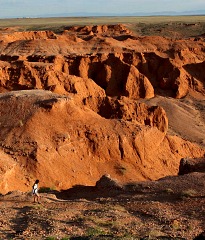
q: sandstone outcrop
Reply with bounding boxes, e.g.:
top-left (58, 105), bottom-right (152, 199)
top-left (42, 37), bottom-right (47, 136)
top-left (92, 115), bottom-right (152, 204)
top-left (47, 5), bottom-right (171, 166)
top-left (0, 90), bottom-right (204, 193)
top-left (99, 96), bottom-right (168, 133)
top-left (0, 24), bottom-right (204, 193)
top-left (0, 25), bottom-right (204, 99)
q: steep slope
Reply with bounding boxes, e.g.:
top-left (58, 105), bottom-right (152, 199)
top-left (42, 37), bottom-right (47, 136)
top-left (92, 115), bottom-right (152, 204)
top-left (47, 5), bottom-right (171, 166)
top-left (0, 90), bottom-right (204, 194)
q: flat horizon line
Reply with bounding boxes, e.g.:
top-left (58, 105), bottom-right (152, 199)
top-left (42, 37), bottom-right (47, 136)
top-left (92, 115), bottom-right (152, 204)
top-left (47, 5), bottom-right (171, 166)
top-left (1, 8), bottom-right (205, 20)
top-left (1, 13), bottom-right (205, 20)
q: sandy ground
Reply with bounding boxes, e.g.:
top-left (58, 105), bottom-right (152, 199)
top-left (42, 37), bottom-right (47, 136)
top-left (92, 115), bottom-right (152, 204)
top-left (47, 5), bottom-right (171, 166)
top-left (1, 172), bottom-right (205, 239)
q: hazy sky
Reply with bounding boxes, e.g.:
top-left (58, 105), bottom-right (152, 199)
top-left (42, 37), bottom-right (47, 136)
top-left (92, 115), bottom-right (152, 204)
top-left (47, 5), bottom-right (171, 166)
top-left (1, 0), bottom-right (205, 18)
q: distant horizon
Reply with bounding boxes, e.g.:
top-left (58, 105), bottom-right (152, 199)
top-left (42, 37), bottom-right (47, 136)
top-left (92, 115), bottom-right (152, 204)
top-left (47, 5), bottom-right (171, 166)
top-left (1, 9), bottom-right (205, 20)
top-left (1, 0), bottom-right (205, 19)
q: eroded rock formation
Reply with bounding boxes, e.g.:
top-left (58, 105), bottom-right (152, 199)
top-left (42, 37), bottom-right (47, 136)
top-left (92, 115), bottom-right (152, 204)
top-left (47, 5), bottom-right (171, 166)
top-left (0, 24), bottom-right (204, 99)
top-left (0, 90), bottom-right (204, 193)
top-left (0, 24), bottom-right (204, 193)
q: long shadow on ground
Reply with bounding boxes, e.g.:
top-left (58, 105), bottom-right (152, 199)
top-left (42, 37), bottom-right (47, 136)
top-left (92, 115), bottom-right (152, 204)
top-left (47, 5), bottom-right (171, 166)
top-left (6, 206), bottom-right (32, 239)
top-left (55, 185), bottom-right (123, 201)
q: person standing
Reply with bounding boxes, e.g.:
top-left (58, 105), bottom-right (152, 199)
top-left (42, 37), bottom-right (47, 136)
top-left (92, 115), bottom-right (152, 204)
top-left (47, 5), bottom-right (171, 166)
top-left (32, 179), bottom-right (40, 203)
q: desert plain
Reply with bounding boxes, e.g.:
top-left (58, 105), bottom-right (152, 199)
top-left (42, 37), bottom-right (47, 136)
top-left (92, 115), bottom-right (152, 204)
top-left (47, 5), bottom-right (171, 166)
top-left (0, 16), bottom-right (204, 239)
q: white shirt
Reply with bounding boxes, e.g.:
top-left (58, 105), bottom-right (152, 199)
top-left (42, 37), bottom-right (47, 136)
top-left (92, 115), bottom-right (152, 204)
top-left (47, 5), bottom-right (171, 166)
top-left (32, 183), bottom-right (38, 194)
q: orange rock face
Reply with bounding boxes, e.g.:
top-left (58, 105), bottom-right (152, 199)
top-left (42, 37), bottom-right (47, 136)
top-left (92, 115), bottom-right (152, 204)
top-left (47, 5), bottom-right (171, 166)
top-left (0, 24), bottom-right (204, 193)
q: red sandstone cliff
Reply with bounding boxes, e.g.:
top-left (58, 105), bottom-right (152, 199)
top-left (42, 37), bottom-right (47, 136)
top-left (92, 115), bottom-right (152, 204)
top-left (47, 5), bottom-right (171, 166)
top-left (0, 24), bottom-right (204, 193)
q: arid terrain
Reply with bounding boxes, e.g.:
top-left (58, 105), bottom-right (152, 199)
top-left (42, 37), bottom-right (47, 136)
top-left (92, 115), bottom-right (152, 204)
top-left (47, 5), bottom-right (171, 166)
top-left (0, 16), bottom-right (204, 239)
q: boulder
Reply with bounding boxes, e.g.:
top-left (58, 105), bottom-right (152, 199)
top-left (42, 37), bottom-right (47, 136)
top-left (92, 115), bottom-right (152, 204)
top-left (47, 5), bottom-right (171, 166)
top-left (95, 174), bottom-right (123, 190)
top-left (178, 157), bottom-right (205, 175)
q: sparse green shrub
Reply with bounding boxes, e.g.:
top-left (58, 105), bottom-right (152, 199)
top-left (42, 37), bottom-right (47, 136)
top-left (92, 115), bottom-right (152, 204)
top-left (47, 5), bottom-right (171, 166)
top-left (32, 204), bottom-right (43, 209)
top-left (86, 226), bottom-right (106, 236)
top-left (164, 188), bottom-right (174, 194)
top-left (180, 189), bottom-right (197, 198)
top-left (171, 219), bottom-right (180, 230)
top-left (115, 164), bottom-right (127, 175)
top-left (187, 224), bottom-right (194, 231)
top-left (148, 229), bottom-right (166, 238)
top-left (45, 237), bottom-right (57, 240)
top-left (39, 186), bottom-right (55, 193)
